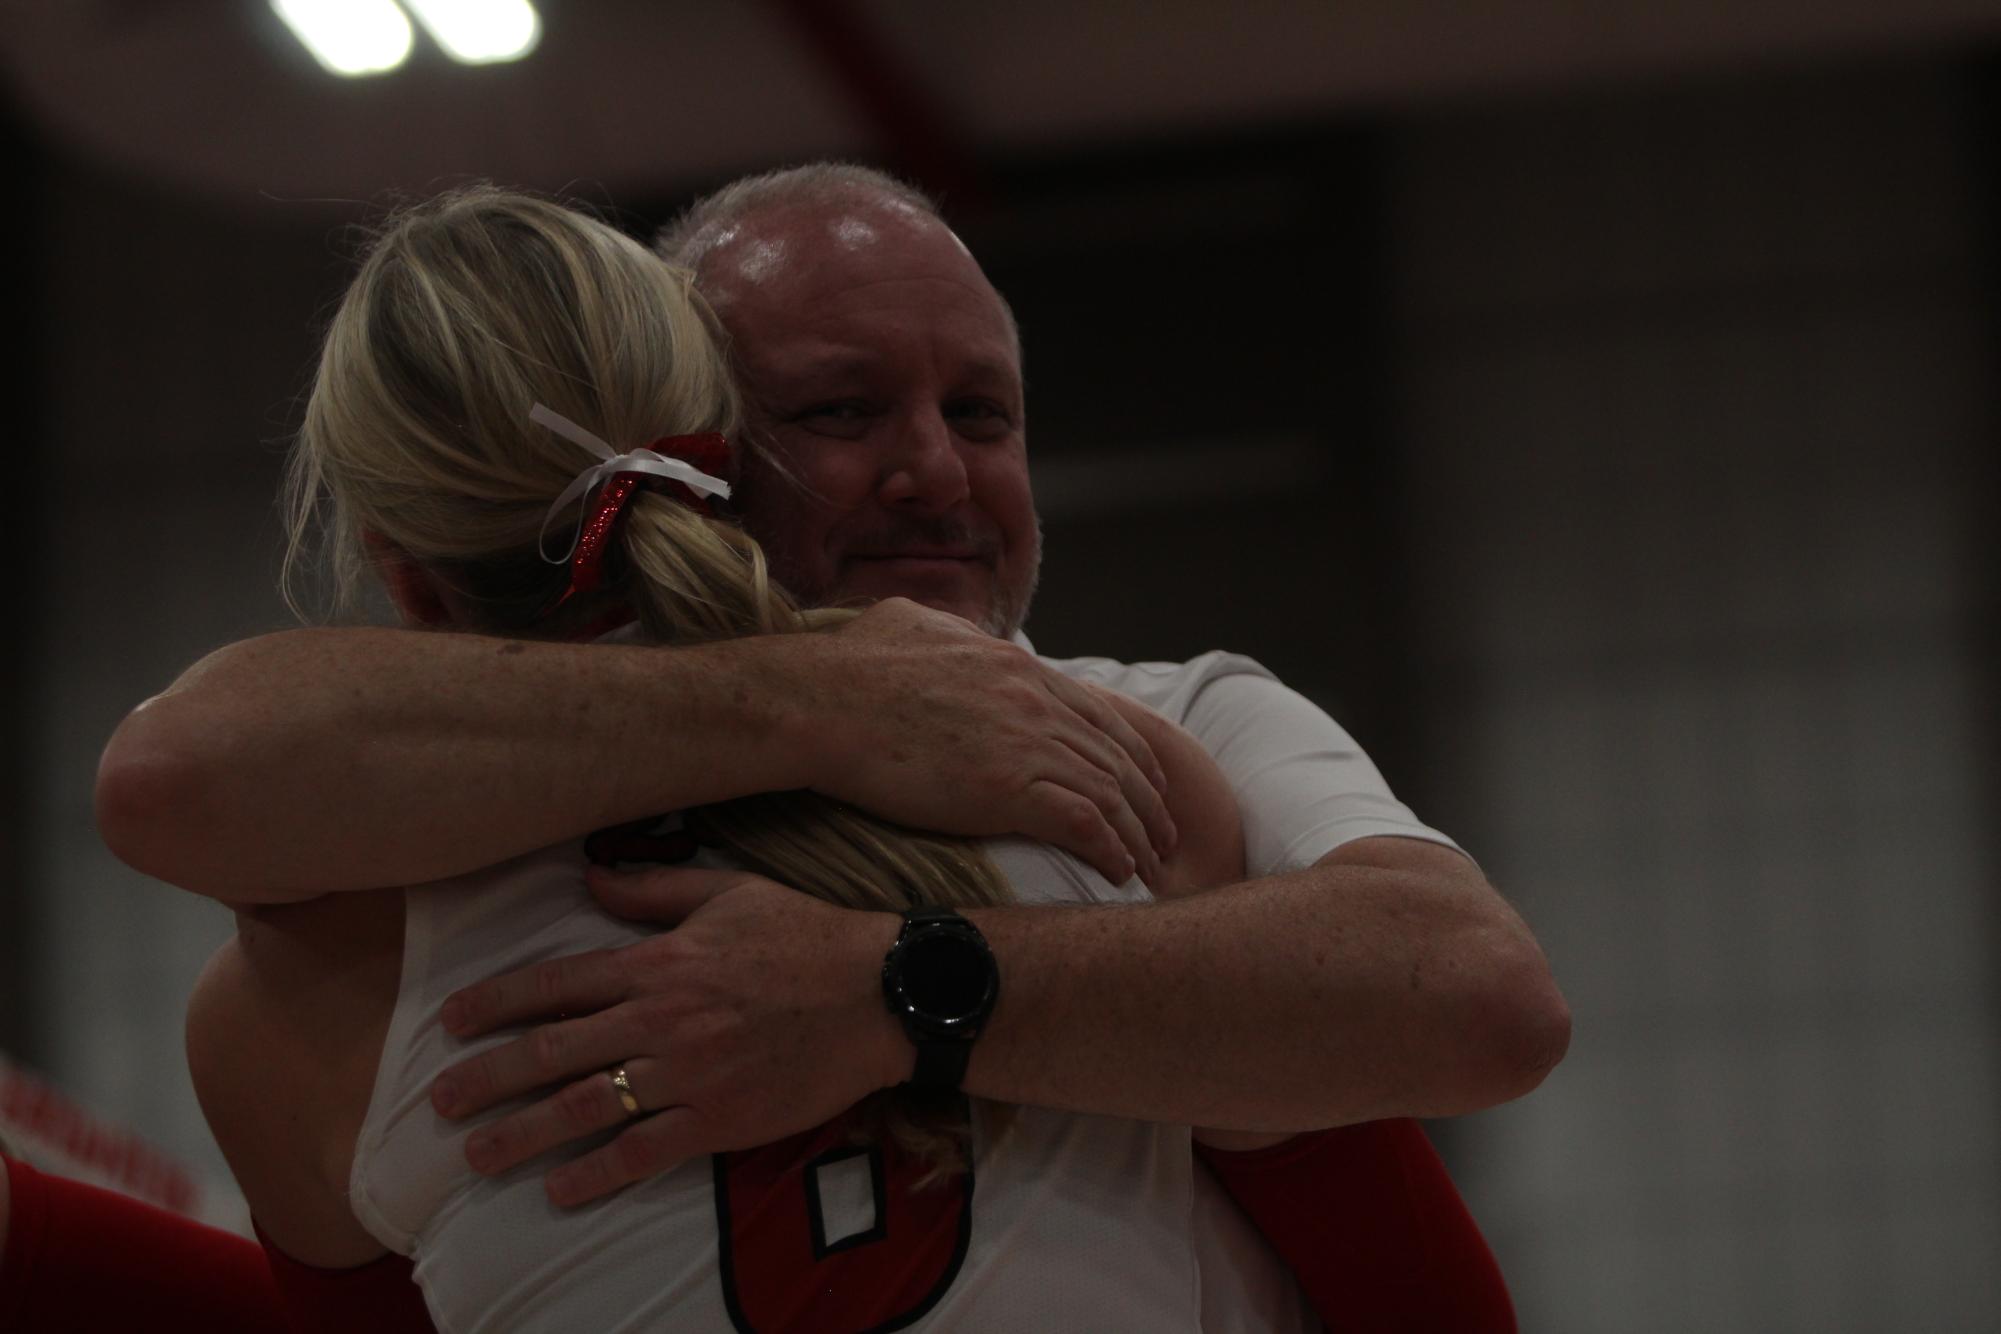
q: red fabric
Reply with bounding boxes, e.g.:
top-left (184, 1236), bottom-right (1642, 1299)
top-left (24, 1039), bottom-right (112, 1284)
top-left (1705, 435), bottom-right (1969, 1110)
top-left (713, 1107), bottom-right (970, 1332)
top-left (0, 1153), bottom-right (283, 1334)
top-left (7, 1124), bottom-right (1511, 1334)
top-left (254, 1224), bottom-right (435, 1334)
top-left (1197, 1119), bottom-right (1516, 1334)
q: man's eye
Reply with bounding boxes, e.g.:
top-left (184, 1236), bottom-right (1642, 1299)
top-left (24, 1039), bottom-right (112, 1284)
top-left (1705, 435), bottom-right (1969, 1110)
top-left (800, 401), bottom-right (870, 422)
top-left (947, 400), bottom-right (1013, 434)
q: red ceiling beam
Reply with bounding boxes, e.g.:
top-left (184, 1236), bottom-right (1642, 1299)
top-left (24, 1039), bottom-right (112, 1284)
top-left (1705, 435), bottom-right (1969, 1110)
top-left (761, 0), bottom-right (990, 213)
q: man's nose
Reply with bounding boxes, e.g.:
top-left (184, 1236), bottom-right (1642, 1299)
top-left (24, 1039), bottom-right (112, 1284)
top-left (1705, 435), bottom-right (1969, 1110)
top-left (876, 410), bottom-right (971, 510)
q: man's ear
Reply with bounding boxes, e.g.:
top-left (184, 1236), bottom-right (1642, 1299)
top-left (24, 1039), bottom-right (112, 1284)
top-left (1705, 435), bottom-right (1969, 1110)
top-left (362, 532), bottom-right (454, 628)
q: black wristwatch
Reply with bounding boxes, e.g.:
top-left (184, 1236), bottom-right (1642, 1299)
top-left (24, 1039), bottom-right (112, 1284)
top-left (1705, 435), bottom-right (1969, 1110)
top-left (880, 907), bottom-right (1000, 1090)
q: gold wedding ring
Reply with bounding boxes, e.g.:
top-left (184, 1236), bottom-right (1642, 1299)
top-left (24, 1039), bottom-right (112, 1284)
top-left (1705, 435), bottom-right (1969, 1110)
top-left (610, 1066), bottom-right (642, 1117)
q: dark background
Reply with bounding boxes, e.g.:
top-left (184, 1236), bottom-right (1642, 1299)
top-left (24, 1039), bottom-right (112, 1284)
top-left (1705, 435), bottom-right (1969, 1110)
top-left (3, 3), bottom-right (1997, 1328)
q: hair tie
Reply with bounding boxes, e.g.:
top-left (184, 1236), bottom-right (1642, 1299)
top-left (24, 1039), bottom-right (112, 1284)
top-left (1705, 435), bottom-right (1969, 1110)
top-left (530, 402), bottom-right (732, 611)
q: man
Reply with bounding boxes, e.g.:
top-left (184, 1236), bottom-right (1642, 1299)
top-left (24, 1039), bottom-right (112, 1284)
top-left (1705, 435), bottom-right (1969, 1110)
top-left (98, 164), bottom-right (1567, 1207)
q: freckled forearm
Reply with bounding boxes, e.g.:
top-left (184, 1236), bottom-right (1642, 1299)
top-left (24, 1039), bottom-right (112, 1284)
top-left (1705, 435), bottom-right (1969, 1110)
top-left (96, 628), bottom-right (817, 900)
top-left (955, 862), bottom-right (1567, 1130)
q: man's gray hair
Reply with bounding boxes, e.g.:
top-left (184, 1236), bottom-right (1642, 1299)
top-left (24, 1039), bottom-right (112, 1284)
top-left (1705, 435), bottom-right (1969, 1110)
top-left (655, 162), bottom-right (942, 275)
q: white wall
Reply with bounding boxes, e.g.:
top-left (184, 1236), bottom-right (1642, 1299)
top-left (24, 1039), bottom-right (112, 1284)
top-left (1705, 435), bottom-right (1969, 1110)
top-left (27, 173), bottom-right (330, 1194)
top-left (1390, 63), bottom-right (1999, 1332)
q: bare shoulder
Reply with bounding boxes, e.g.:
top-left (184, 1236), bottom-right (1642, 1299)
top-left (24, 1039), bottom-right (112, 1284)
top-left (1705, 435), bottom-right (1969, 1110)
top-left (187, 889), bottom-right (405, 1267)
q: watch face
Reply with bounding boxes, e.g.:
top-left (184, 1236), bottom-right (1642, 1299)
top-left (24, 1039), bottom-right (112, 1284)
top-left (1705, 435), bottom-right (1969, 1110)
top-left (898, 931), bottom-right (995, 1027)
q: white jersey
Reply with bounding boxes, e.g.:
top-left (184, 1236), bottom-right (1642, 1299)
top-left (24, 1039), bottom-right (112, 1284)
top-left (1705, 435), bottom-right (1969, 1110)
top-left (351, 834), bottom-right (1319, 1334)
top-left (351, 647), bottom-right (1449, 1333)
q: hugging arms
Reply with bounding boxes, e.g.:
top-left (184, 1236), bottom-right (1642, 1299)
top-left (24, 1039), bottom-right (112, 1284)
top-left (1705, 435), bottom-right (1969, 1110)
top-left (104, 599), bottom-right (1567, 1181)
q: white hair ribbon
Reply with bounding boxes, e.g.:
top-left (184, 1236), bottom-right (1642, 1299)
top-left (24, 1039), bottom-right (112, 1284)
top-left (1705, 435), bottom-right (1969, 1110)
top-left (530, 403), bottom-right (732, 565)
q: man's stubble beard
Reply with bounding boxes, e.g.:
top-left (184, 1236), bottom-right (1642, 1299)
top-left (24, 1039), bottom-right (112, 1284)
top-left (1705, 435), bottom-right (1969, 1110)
top-left (736, 458), bottom-right (1042, 640)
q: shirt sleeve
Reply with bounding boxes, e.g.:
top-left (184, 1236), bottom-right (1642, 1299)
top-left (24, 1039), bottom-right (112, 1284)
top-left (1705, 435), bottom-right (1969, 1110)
top-left (1179, 665), bottom-right (1465, 877)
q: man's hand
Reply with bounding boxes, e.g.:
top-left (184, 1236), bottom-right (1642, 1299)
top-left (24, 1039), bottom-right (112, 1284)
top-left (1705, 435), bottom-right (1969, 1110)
top-left (794, 599), bottom-right (1175, 886)
top-left (430, 867), bottom-right (904, 1207)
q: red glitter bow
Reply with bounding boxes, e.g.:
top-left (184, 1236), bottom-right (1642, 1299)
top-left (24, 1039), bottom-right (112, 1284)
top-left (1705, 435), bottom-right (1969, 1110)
top-left (553, 432), bottom-right (732, 611)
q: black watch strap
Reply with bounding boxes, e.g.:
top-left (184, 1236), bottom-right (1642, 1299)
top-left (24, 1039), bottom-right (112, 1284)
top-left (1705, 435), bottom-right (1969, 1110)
top-left (910, 1027), bottom-right (977, 1089)
top-left (883, 907), bottom-right (998, 1091)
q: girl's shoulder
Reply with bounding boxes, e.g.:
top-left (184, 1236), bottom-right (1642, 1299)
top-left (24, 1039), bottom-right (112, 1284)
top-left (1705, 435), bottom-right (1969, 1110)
top-left (186, 888), bottom-right (404, 1268)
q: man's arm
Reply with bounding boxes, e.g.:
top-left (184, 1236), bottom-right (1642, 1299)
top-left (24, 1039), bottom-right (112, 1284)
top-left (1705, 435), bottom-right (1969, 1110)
top-left (96, 599), bottom-right (1173, 901)
top-left (960, 836), bottom-right (1566, 1128)
top-left (429, 837), bottom-right (1568, 1204)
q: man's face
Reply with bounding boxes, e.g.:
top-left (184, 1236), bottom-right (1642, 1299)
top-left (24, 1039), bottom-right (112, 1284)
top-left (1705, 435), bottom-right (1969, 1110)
top-left (698, 200), bottom-right (1039, 638)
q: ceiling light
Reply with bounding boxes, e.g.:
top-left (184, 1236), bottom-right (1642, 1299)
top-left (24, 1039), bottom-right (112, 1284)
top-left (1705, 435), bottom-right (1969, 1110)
top-left (399, 0), bottom-right (541, 65)
top-left (270, 0), bottom-right (414, 77)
